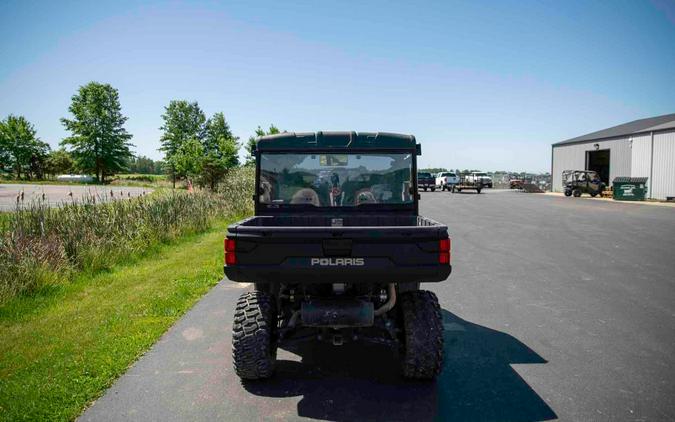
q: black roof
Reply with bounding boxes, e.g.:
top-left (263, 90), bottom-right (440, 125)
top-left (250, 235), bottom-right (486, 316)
top-left (255, 131), bottom-right (417, 151)
top-left (553, 113), bottom-right (675, 146)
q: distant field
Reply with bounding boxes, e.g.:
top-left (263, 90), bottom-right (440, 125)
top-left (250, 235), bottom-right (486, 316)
top-left (110, 173), bottom-right (172, 188)
top-left (116, 173), bottom-right (166, 181)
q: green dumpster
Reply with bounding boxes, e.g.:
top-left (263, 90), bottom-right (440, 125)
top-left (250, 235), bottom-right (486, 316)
top-left (613, 177), bottom-right (648, 201)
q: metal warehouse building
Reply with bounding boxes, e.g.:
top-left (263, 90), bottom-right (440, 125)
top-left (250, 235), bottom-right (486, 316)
top-left (552, 113), bottom-right (675, 200)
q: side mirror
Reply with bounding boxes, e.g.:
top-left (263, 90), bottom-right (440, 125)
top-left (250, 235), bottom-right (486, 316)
top-left (416, 144), bottom-right (422, 156)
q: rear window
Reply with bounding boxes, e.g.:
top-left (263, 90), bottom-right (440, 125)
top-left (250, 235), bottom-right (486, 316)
top-left (418, 172), bottom-right (432, 178)
top-left (260, 152), bottom-right (414, 207)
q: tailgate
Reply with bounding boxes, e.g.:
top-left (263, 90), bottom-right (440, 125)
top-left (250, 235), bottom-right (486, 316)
top-left (224, 223), bottom-right (451, 284)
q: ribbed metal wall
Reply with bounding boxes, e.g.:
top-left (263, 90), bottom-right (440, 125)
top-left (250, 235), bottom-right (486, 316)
top-left (552, 137), bottom-right (632, 192)
top-left (652, 130), bottom-right (675, 200)
top-left (630, 134), bottom-right (651, 178)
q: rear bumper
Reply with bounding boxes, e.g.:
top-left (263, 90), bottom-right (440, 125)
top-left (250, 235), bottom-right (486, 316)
top-left (224, 264), bottom-right (451, 284)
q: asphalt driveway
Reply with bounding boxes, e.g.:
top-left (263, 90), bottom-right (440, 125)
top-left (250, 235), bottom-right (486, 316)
top-left (80, 190), bottom-right (675, 421)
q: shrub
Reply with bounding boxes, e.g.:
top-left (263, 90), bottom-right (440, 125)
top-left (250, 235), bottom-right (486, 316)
top-left (0, 167), bottom-right (254, 303)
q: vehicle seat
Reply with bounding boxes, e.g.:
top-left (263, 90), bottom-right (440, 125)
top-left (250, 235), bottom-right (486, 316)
top-left (354, 189), bottom-right (377, 205)
top-left (259, 178), bottom-right (272, 203)
top-left (290, 188), bottom-right (321, 206)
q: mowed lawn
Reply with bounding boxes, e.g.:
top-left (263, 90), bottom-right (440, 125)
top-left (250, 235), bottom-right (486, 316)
top-left (0, 220), bottom-right (235, 421)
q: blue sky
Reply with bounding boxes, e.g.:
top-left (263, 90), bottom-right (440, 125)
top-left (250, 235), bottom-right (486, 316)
top-left (1, 0), bottom-right (674, 172)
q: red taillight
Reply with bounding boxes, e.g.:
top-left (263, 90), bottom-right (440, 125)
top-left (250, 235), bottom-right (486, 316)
top-left (225, 238), bottom-right (236, 265)
top-left (439, 238), bottom-right (451, 264)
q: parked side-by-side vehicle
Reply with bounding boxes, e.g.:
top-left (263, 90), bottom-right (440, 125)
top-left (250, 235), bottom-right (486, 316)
top-left (224, 131), bottom-right (451, 380)
top-left (562, 170), bottom-right (605, 197)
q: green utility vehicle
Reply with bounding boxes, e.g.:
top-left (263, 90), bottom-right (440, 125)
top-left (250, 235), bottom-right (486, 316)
top-left (562, 170), bottom-right (605, 197)
top-left (224, 132), bottom-right (451, 380)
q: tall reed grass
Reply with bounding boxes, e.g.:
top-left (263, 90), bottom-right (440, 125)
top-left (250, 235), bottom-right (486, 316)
top-left (0, 167), bottom-right (254, 303)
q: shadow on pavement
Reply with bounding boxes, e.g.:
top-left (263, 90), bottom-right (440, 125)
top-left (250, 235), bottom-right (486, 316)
top-left (243, 310), bottom-right (557, 421)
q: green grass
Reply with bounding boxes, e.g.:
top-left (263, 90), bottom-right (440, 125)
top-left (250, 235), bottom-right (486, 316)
top-left (110, 173), bottom-right (172, 188)
top-left (0, 213), bottom-right (10, 232)
top-left (0, 219), bottom-right (239, 421)
top-left (116, 173), bottom-right (166, 181)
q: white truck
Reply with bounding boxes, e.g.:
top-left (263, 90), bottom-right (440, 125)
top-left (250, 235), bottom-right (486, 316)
top-left (435, 172), bottom-right (459, 191)
top-left (465, 172), bottom-right (492, 188)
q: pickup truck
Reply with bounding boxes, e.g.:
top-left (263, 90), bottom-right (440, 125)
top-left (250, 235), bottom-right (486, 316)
top-left (436, 171), bottom-right (459, 191)
top-left (465, 171), bottom-right (492, 188)
top-left (225, 131), bottom-right (451, 380)
top-left (417, 171), bottom-right (436, 191)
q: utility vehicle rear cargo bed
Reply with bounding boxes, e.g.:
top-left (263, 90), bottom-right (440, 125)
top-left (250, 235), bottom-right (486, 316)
top-left (224, 215), bottom-right (451, 284)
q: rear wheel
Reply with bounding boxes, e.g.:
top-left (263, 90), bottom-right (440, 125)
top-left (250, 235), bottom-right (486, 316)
top-left (477, 189), bottom-right (482, 194)
top-left (423, 187), bottom-right (428, 192)
top-left (431, 187), bottom-right (436, 192)
top-left (232, 291), bottom-right (277, 380)
top-left (590, 192), bottom-right (598, 197)
top-left (573, 189), bottom-right (582, 197)
top-left (400, 290), bottom-right (444, 379)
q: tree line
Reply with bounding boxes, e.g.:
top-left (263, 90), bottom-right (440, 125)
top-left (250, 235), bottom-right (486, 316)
top-left (1, 81), bottom-right (279, 188)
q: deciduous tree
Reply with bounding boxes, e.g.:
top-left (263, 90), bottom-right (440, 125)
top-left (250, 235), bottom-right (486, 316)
top-left (170, 138), bottom-right (204, 184)
top-left (159, 100), bottom-right (206, 187)
top-left (245, 124), bottom-right (280, 165)
top-left (0, 115), bottom-right (50, 179)
top-left (60, 82), bottom-right (133, 183)
top-left (200, 112), bottom-right (240, 190)
top-left (45, 149), bottom-right (75, 178)
top-left (126, 155), bottom-right (164, 174)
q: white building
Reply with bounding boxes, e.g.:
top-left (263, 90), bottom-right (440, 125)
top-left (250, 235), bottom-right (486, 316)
top-left (551, 113), bottom-right (675, 200)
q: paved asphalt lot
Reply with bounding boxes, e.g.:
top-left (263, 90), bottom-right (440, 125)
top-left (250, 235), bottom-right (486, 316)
top-left (0, 184), bottom-right (150, 211)
top-left (81, 190), bottom-right (675, 421)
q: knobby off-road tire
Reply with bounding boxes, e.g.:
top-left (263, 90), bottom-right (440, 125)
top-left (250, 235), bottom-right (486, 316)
top-left (400, 290), bottom-right (444, 379)
top-left (232, 291), bottom-right (277, 380)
